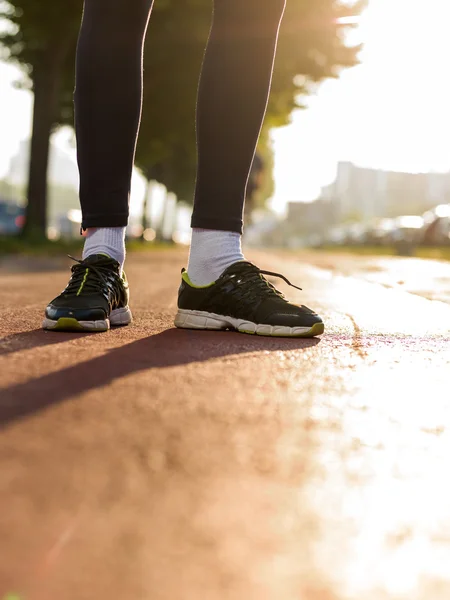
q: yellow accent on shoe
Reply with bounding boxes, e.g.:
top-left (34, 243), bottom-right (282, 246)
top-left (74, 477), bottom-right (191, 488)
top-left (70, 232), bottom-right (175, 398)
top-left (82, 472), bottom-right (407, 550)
top-left (182, 271), bottom-right (216, 289)
top-left (77, 268), bottom-right (89, 296)
top-left (47, 317), bottom-right (108, 332)
top-left (239, 322), bottom-right (324, 337)
top-left (54, 318), bottom-right (89, 331)
top-left (308, 322), bottom-right (325, 337)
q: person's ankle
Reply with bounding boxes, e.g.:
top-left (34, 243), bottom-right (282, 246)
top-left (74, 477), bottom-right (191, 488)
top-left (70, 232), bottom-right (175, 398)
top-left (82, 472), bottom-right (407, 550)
top-left (82, 227), bottom-right (126, 273)
top-left (81, 227), bottom-right (94, 238)
top-left (187, 229), bottom-right (245, 286)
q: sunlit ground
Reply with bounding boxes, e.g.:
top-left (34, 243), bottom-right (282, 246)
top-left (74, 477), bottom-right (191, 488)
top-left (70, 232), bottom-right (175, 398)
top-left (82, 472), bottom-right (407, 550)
top-left (292, 258), bottom-right (450, 599)
top-left (298, 251), bottom-right (450, 304)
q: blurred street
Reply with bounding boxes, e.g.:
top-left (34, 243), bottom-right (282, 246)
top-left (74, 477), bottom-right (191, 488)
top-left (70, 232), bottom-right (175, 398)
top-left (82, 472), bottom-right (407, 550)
top-left (295, 250), bottom-right (450, 305)
top-left (1, 249), bottom-right (450, 600)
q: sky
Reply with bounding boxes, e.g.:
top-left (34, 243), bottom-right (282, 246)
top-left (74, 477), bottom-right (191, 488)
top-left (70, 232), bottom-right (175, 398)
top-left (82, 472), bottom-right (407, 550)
top-left (2, 0), bottom-right (450, 215)
top-left (271, 0), bottom-right (450, 211)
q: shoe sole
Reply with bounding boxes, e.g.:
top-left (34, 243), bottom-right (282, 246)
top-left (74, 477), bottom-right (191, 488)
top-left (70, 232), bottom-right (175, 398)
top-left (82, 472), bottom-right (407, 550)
top-left (42, 306), bottom-right (133, 333)
top-left (174, 309), bottom-right (324, 338)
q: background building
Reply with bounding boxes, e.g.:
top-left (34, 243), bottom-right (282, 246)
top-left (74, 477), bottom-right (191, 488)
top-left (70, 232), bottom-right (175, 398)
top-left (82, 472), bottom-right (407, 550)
top-left (320, 162), bottom-right (450, 222)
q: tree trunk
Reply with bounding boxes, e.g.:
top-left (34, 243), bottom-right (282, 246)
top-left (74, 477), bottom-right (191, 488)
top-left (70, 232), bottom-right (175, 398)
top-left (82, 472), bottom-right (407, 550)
top-left (156, 189), bottom-right (170, 242)
top-left (170, 199), bottom-right (179, 243)
top-left (23, 62), bottom-right (63, 240)
top-left (140, 177), bottom-right (154, 241)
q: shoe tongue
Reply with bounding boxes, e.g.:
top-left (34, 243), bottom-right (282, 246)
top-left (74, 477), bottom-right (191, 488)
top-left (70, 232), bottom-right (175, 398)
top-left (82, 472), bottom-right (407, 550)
top-left (83, 253), bottom-right (116, 266)
top-left (222, 260), bottom-right (256, 276)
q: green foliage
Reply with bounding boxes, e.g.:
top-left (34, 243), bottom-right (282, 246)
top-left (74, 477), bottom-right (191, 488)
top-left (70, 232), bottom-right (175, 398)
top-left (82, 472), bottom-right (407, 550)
top-left (247, 130), bottom-right (276, 215)
top-left (136, 0), bottom-right (364, 205)
top-left (135, 0), bottom-right (210, 201)
top-left (0, 0), bottom-right (80, 85)
top-left (0, 0), bottom-right (82, 237)
top-left (269, 0), bottom-right (365, 126)
top-left (0, 0), bottom-right (80, 129)
top-left (0, 0), bottom-right (365, 233)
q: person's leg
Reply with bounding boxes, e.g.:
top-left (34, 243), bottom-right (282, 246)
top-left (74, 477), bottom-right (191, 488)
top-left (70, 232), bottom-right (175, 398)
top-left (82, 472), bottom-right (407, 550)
top-left (178, 0), bottom-right (323, 337)
top-left (44, 0), bottom-right (153, 332)
top-left (76, 0), bottom-right (154, 269)
top-left (187, 0), bottom-right (286, 286)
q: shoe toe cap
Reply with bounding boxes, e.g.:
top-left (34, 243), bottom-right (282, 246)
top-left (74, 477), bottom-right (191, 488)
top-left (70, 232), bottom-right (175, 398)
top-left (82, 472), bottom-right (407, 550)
top-left (264, 304), bottom-right (323, 328)
top-left (45, 303), bottom-right (107, 322)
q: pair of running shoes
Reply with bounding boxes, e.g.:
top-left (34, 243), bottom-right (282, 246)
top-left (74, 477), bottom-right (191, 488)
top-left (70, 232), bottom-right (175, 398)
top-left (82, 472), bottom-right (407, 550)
top-left (43, 254), bottom-right (324, 338)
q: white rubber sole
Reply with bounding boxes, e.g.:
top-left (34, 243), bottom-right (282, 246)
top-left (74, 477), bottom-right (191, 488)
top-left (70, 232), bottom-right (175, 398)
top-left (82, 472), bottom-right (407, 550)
top-left (174, 308), bottom-right (324, 338)
top-left (42, 306), bottom-right (133, 333)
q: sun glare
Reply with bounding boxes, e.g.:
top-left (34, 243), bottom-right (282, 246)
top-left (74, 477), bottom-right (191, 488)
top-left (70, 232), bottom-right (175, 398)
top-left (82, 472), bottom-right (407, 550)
top-left (353, 0), bottom-right (450, 172)
top-left (271, 0), bottom-right (450, 210)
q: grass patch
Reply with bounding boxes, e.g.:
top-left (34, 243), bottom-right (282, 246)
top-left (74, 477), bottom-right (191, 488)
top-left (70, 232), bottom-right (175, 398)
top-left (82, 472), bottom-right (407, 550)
top-left (0, 236), bottom-right (84, 256)
top-left (416, 247), bottom-right (450, 261)
top-left (313, 245), bottom-right (450, 261)
top-left (315, 245), bottom-right (397, 256)
top-left (0, 236), bottom-right (177, 257)
top-left (126, 239), bottom-right (178, 253)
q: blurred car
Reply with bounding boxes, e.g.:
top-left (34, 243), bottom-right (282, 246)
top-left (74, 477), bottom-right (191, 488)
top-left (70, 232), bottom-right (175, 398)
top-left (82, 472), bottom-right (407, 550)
top-left (325, 225), bottom-right (348, 246)
top-left (0, 200), bottom-right (26, 235)
top-left (422, 203), bottom-right (450, 224)
top-left (391, 215), bottom-right (424, 239)
top-left (364, 218), bottom-right (397, 246)
top-left (422, 216), bottom-right (450, 246)
top-left (390, 215), bottom-right (424, 255)
top-left (47, 209), bottom-right (83, 239)
top-left (422, 204), bottom-right (450, 246)
top-left (343, 223), bottom-right (369, 245)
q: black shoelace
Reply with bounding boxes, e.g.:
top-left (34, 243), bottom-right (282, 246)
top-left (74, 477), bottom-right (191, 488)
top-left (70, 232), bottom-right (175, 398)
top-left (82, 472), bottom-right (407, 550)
top-left (258, 268), bottom-right (302, 292)
top-left (227, 264), bottom-right (302, 304)
top-left (63, 256), bottom-right (120, 304)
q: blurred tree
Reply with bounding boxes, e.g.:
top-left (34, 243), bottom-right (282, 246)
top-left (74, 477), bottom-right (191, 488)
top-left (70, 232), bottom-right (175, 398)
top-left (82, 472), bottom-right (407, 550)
top-left (268, 0), bottom-right (366, 126)
top-left (244, 129), bottom-right (276, 225)
top-left (136, 0), bottom-right (364, 228)
top-left (0, 0), bottom-right (81, 238)
top-left (135, 0), bottom-right (207, 238)
top-left (134, 0), bottom-right (208, 241)
top-left (1, 0), bottom-right (364, 238)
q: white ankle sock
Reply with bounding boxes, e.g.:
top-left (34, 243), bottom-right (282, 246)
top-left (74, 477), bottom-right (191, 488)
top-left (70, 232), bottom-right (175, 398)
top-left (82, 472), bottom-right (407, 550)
top-left (187, 228), bottom-right (245, 286)
top-left (82, 227), bottom-right (126, 272)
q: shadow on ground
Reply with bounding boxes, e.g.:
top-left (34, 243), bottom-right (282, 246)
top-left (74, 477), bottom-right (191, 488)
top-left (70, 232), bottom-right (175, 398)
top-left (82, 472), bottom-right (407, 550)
top-left (0, 328), bottom-right (320, 428)
top-left (0, 329), bottom-right (91, 357)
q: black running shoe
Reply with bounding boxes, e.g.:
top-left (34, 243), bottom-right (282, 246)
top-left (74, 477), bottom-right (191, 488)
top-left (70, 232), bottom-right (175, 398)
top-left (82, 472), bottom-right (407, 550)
top-left (43, 254), bottom-right (132, 332)
top-left (175, 261), bottom-right (324, 338)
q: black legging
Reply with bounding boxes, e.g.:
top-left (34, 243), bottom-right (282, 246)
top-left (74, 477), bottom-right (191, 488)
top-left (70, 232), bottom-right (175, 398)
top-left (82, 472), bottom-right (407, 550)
top-left (75, 0), bottom-right (286, 234)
